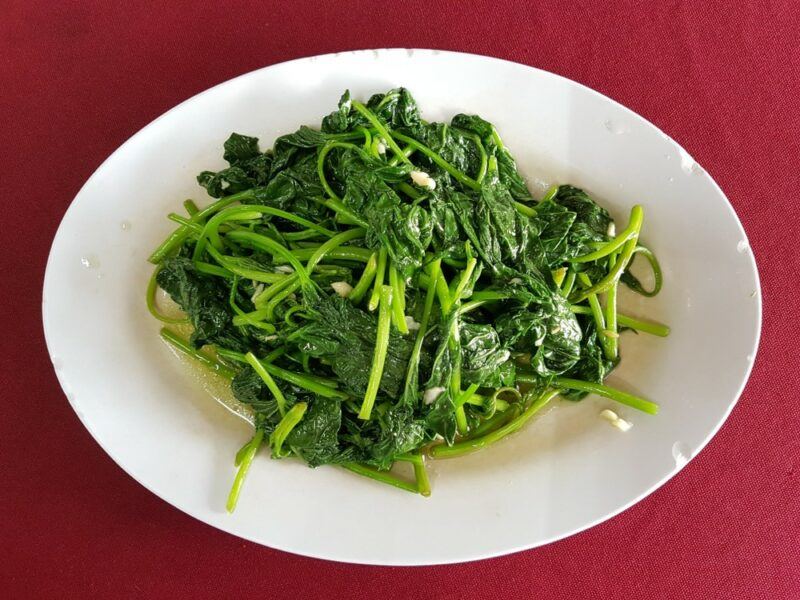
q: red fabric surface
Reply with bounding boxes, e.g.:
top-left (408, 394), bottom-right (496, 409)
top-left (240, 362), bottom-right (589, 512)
top-left (1, 1), bottom-right (798, 598)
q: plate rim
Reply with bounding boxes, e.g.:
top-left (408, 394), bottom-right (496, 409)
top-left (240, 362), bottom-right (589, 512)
top-left (42, 48), bottom-right (763, 565)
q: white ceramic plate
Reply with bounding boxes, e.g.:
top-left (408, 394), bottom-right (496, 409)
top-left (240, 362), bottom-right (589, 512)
top-left (43, 49), bottom-right (760, 565)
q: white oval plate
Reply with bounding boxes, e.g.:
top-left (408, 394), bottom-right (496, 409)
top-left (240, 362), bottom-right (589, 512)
top-left (43, 49), bottom-right (760, 565)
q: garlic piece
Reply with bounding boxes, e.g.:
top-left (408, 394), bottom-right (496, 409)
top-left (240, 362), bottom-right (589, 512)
top-left (423, 387), bottom-right (446, 405)
top-left (410, 170), bottom-right (436, 190)
top-left (330, 281), bottom-right (353, 298)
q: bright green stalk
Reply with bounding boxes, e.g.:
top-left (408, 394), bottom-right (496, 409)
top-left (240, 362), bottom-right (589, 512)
top-left (514, 201), bottom-right (537, 217)
top-left (221, 230), bottom-right (313, 286)
top-left (560, 268), bottom-right (577, 297)
top-left (577, 272), bottom-right (614, 360)
top-left (368, 247), bottom-right (388, 311)
top-left (397, 452), bottom-right (431, 496)
top-left (288, 246), bottom-right (373, 263)
top-left (551, 267), bottom-right (568, 288)
top-left (431, 389), bottom-right (558, 459)
top-left (317, 141), bottom-right (365, 201)
top-left (451, 255), bottom-right (477, 305)
top-left (402, 259), bottom-right (441, 400)
top-left (194, 261), bottom-right (233, 278)
top-left (205, 246), bottom-right (288, 284)
top-left (624, 245), bottom-right (664, 297)
top-left (341, 463), bottom-right (418, 494)
top-left (226, 350), bottom-right (346, 399)
top-left (348, 252), bottom-right (378, 303)
top-left (461, 405), bottom-right (521, 441)
top-left (245, 352), bottom-right (287, 415)
top-left (551, 376), bottom-right (659, 415)
top-left (391, 131), bottom-right (480, 190)
top-left (304, 228), bottom-right (366, 272)
top-left (388, 144), bottom-right (416, 166)
top-left (359, 285), bottom-right (393, 420)
top-left (183, 199), bottom-right (200, 216)
top-left (228, 278), bottom-right (277, 333)
top-left (388, 264), bottom-right (409, 334)
top-left (146, 268), bottom-right (188, 324)
top-left (149, 190), bottom-right (254, 263)
top-left (350, 101), bottom-right (411, 165)
top-left (570, 205), bottom-right (643, 264)
top-left (569, 208), bottom-right (643, 304)
top-left (159, 328), bottom-right (235, 379)
top-left (604, 254), bottom-right (619, 359)
top-left (270, 402), bottom-right (307, 457)
top-left (569, 305), bottom-right (670, 337)
top-left (540, 184), bottom-right (559, 203)
top-left (226, 429), bottom-right (263, 512)
top-left (453, 383), bottom-right (481, 410)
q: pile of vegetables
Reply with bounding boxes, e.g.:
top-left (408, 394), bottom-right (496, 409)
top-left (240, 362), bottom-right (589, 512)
top-left (146, 88), bottom-right (668, 510)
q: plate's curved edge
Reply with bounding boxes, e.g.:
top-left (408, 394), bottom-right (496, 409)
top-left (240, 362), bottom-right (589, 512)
top-left (42, 48), bottom-right (763, 566)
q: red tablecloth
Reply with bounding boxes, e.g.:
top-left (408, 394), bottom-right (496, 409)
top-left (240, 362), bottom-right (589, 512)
top-left (2, 1), bottom-right (798, 598)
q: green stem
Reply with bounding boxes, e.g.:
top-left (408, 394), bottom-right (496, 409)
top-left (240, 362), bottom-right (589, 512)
top-left (348, 251), bottom-right (378, 303)
top-left (540, 184), bottom-right (559, 203)
top-left (396, 181), bottom-right (423, 200)
top-left (430, 389), bottom-right (558, 458)
top-left (368, 247), bottom-right (388, 311)
top-left (226, 350), bottom-right (346, 399)
top-left (228, 277), bottom-right (277, 332)
top-left (194, 261), bottom-right (234, 278)
top-left (569, 305), bottom-right (670, 337)
top-left (222, 230), bottom-right (313, 286)
top-left (252, 272), bottom-right (299, 309)
top-left (577, 272), bottom-right (614, 360)
top-left (388, 144), bottom-right (415, 166)
top-left (304, 228), bottom-right (366, 272)
top-left (310, 196), bottom-right (367, 227)
top-left (623, 245), bottom-right (663, 297)
top-left (226, 428), bottom-right (263, 513)
top-left (570, 205), bottom-right (643, 264)
top-left (359, 285), bottom-right (393, 420)
top-left (460, 405), bottom-right (521, 442)
top-left (149, 190), bottom-right (253, 263)
top-left (282, 228), bottom-right (328, 242)
top-left (358, 126), bottom-right (372, 151)
top-left (402, 259), bottom-right (441, 401)
top-left (570, 206), bottom-right (643, 303)
top-left (205, 246), bottom-right (288, 284)
top-left (183, 199), bottom-right (200, 216)
top-left (392, 131), bottom-right (480, 190)
top-left (560, 268), bottom-right (577, 297)
top-left (604, 254), bottom-right (619, 359)
top-left (553, 377), bottom-right (659, 415)
top-left (397, 452), bottom-right (431, 496)
top-left (451, 255), bottom-right (477, 305)
top-left (388, 264), bottom-right (409, 334)
top-left (288, 246), bottom-right (373, 263)
top-left (317, 141), bottom-right (365, 202)
top-left (514, 201), bottom-right (537, 218)
top-left (270, 402), bottom-right (307, 457)
top-left (146, 268), bottom-right (189, 324)
top-left (159, 328), bottom-right (235, 379)
top-left (458, 299), bottom-right (487, 315)
top-left (453, 383), bottom-right (481, 410)
top-left (245, 352), bottom-right (287, 415)
top-left (434, 270), bottom-right (452, 314)
top-left (351, 101), bottom-right (412, 166)
top-left (341, 463), bottom-right (418, 494)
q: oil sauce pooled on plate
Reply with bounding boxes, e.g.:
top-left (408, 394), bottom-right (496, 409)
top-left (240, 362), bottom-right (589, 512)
top-left (157, 294), bottom-right (254, 425)
top-left (162, 335), bottom-right (255, 424)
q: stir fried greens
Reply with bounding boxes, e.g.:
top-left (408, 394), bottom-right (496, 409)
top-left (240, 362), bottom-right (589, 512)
top-left (146, 88), bottom-right (669, 510)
